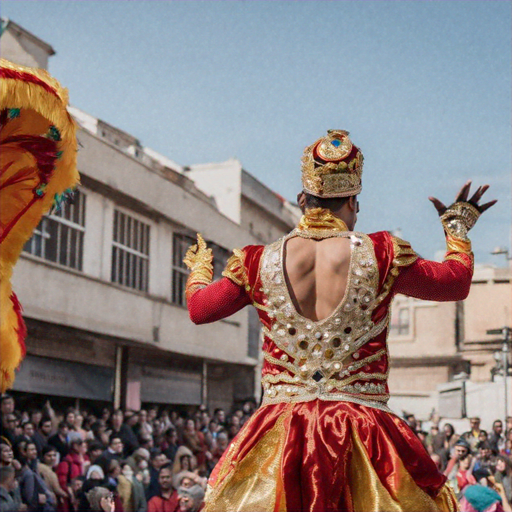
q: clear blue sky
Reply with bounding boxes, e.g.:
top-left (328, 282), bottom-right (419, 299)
top-left (2, 0), bottom-right (510, 263)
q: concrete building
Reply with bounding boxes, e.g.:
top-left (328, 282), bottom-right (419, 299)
top-left (2, 19), bottom-right (300, 414)
top-left (388, 264), bottom-right (511, 426)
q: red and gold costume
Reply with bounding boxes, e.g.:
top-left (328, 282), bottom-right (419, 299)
top-left (185, 130), bottom-right (477, 512)
top-left (0, 59), bottom-right (79, 391)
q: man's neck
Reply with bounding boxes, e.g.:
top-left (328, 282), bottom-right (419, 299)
top-left (161, 489), bottom-right (173, 499)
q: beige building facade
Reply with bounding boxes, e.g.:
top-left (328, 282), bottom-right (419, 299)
top-left (2, 20), bottom-right (300, 413)
top-left (388, 264), bottom-right (511, 424)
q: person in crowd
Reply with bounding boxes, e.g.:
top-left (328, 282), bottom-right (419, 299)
top-left (56, 438), bottom-right (87, 512)
top-left (161, 429), bottom-right (179, 465)
top-left (85, 486), bottom-right (115, 512)
top-left (48, 422), bottom-right (70, 461)
top-left (212, 409), bottom-right (225, 429)
top-left (18, 440), bottom-right (55, 512)
top-left (459, 483), bottom-right (509, 512)
top-left (74, 414), bottom-right (88, 441)
top-left (491, 421), bottom-right (507, 456)
top-left (88, 442), bottom-right (105, 466)
top-left (104, 459), bottom-right (125, 512)
top-left (456, 454), bottom-right (477, 495)
top-left (445, 438), bottom-right (472, 482)
top-left (110, 411), bottom-right (139, 457)
top-left (474, 441), bottom-right (496, 474)
top-left (210, 432), bottom-right (228, 469)
top-left (38, 446), bottom-right (68, 506)
top-left (495, 456), bottom-right (512, 505)
top-left (177, 484), bottom-right (204, 512)
top-left (138, 434), bottom-right (154, 453)
top-left (182, 420), bottom-right (208, 473)
top-left (0, 443), bottom-right (20, 471)
top-left (171, 447), bottom-right (196, 478)
top-left (18, 422), bottom-right (36, 445)
top-left (120, 461), bottom-right (146, 512)
top-left (68, 476), bottom-right (85, 512)
top-left (89, 420), bottom-right (110, 447)
top-left (0, 465), bottom-right (26, 512)
top-left (146, 450), bottom-right (169, 501)
top-left (1, 413), bottom-right (19, 448)
top-left (147, 464), bottom-right (179, 512)
top-left (464, 417), bottom-right (484, 454)
top-left (33, 417), bottom-right (53, 457)
top-left (99, 435), bottom-right (124, 468)
top-left (147, 408), bottom-right (158, 425)
top-left (133, 411), bottom-right (152, 439)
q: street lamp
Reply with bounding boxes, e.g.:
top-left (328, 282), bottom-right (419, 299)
top-left (487, 327), bottom-right (511, 423)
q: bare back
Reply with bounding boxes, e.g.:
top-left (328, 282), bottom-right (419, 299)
top-left (283, 236), bottom-right (352, 322)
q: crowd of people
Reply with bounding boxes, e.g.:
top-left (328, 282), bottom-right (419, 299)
top-left (404, 413), bottom-right (512, 512)
top-left (1, 392), bottom-right (511, 512)
top-left (0, 394), bottom-right (256, 512)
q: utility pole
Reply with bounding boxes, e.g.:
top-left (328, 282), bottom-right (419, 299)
top-left (487, 327), bottom-right (511, 422)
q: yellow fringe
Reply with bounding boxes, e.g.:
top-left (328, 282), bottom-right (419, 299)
top-left (0, 59), bottom-right (79, 391)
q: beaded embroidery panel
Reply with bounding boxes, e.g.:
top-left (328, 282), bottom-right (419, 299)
top-left (259, 231), bottom-right (391, 410)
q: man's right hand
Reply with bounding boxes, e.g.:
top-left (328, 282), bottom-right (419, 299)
top-left (429, 180), bottom-right (497, 216)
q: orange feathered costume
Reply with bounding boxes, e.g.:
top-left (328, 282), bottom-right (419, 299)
top-left (0, 59), bottom-right (79, 391)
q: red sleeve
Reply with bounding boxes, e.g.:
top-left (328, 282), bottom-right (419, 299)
top-left (187, 277), bottom-right (252, 324)
top-left (393, 257), bottom-right (472, 301)
top-left (147, 497), bottom-right (158, 512)
top-left (56, 459), bottom-right (68, 489)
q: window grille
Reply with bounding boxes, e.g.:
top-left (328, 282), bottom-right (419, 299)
top-left (111, 210), bottom-right (150, 291)
top-left (23, 190), bottom-right (86, 271)
top-left (172, 233), bottom-right (195, 306)
top-left (390, 307), bottom-right (410, 336)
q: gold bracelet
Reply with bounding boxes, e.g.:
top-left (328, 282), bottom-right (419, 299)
top-left (440, 202), bottom-right (480, 241)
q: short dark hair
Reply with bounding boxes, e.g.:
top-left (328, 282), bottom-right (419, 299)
top-left (108, 433), bottom-right (122, 445)
top-left (304, 193), bottom-right (351, 212)
top-left (159, 463), bottom-right (172, 474)
top-left (39, 417), bottom-right (52, 428)
top-left (149, 449), bottom-right (162, 461)
top-left (477, 441), bottom-right (492, 450)
top-left (42, 445), bottom-right (57, 457)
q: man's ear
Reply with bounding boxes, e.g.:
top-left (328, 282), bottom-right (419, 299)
top-left (348, 195), bottom-right (358, 211)
top-left (297, 192), bottom-right (306, 211)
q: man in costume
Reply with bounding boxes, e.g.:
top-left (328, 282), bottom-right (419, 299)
top-left (184, 129), bottom-right (496, 512)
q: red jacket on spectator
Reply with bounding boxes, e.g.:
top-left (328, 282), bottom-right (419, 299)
top-left (56, 452), bottom-right (85, 512)
top-left (147, 490), bottom-right (179, 512)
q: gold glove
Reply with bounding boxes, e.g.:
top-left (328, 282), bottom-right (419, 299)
top-left (440, 201), bottom-right (480, 241)
top-left (183, 234), bottom-right (213, 301)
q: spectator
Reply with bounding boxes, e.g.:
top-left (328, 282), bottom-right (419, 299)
top-left (177, 484), bottom-right (204, 512)
top-left (445, 438), bottom-right (471, 481)
top-left (48, 422), bottom-right (70, 461)
top-left (474, 441), bottom-right (496, 474)
top-left (86, 464), bottom-right (105, 481)
top-left (495, 456), bottom-right (512, 505)
top-left (172, 447), bottom-right (196, 477)
top-left (99, 435), bottom-right (124, 468)
top-left (18, 440), bottom-right (54, 512)
top-left (147, 464), bottom-right (179, 512)
top-left (88, 442), bottom-right (105, 466)
top-left (133, 411), bottom-right (152, 439)
top-left (1, 413), bottom-right (18, 448)
top-left (38, 446), bottom-right (68, 505)
top-left (85, 486), bottom-right (115, 512)
top-left (33, 417), bottom-right (53, 457)
top-left (463, 417), bottom-right (483, 454)
top-left (56, 439), bottom-right (87, 512)
top-left (74, 414), bottom-right (88, 441)
top-left (121, 461), bottom-right (146, 512)
top-left (491, 421), bottom-right (507, 456)
top-left (0, 465), bottom-right (26, 512)
top-left (182, 420), bottom-right (208, 473)
top-left (162, 429), bottom-right (179, 464)
top-left (110, 411), bottom-right (139, 457)
top-left (89, 421), bottom-right (110, 447)
top-left (444, 423), bottom-right (460, 456)
top-left (0, 443), bottom-right (20, 471)
top-left (146, 450), bottom-right (168, 501)
top-left (18, 422), bottom-right (36, 445)
top-left (459, 484), bottom-right (506, 512)
top-left (212, 409), bottom-right (226, 429)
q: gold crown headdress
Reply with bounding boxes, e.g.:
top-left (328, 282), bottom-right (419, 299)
top-left (301, 129), bottom-right (363, 198)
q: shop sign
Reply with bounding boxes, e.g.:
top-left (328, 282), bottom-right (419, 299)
top-left (13, 355), bottom-right (114, 401)
top-left (140, 366), bottom-right (201, 404)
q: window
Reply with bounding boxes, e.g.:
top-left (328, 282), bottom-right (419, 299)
top-left (390, 307), bottom-right (410, 336)
top-left (211, 244), bottom-right (230, 280)
top-left (172, 233), bottom-right (195, 306)
top-left (24, 190), bottom-right (86, 270)
top-left (171, 235), bottom-right (230, 306)
top-left (111, 210), bottom-right (150, 291)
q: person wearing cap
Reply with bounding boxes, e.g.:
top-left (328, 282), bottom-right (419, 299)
top-left (184, 130), bottom-right (496, 511)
